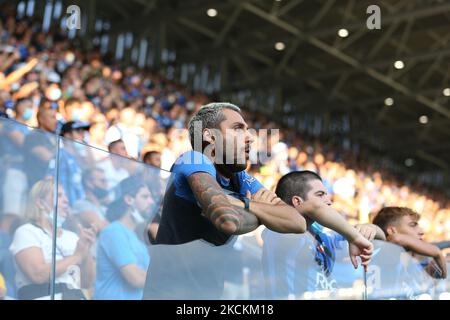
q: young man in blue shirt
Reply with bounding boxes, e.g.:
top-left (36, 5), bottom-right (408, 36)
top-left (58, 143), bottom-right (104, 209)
top-left (95, 177), bottom-right (152, 300)
top-left (143, 103), bottom-right (373, 299)
top-left (373, 206), bottom-right (447, 279)
top-left (262, 170), bottom-right (384, 299)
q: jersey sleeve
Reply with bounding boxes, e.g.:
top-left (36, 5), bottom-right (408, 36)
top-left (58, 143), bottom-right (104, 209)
top-left (9, 225), bottom-right (42, 256)
top-left (171, 151), bottom-right (216, 178)
top-left (238, 171), bottom-right (264, 195)
top-left (171, 151), bottom-right (217, 203)
top-left (329, 232), bottom-right (346, 250)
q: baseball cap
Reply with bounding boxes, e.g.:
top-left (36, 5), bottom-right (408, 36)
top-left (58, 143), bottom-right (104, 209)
top-left (60, 121), bottom-right (91, 136)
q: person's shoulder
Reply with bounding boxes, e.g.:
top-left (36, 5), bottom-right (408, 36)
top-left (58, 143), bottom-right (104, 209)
top-left (61, 229), bottom-right (79, 242)
top-left (72, 199), bottom-right (96, 214)
top-left (171, 150), bottom-right (216, 178)
top-left (174, 150), bottom-right (213, 166)
top-left (237, 170), bottom-right (263, 193)
top-left (100, 221), bottom-right (124, 237)
top-left (15, 223), bottom-right (40, 234)
top-left (238, 171), bottom-right (259, 184)
top-left (10, 223), bottom-right (43, 245)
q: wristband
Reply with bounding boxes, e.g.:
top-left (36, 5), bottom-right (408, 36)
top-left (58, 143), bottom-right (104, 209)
top-left (243, 196), bottom-right (250, 212)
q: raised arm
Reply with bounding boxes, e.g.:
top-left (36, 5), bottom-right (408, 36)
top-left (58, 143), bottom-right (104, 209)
top-left (187, 172), bottom-right (260, 235)
top-left (0, 58), bottom-right (38, 89)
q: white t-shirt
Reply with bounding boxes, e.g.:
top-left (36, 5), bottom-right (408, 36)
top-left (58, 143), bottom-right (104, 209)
top-left (97, 158), bottom-right (129, 190)
top-left (104, 124), bottom-right (140, 159)
top-left (9, 223), bottom-right (80, 290)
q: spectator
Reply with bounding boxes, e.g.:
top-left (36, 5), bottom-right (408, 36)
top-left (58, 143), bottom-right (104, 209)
top-left (48, 120), bottom-right (91, 205)
top-left (88, 113), bottom-right (108, 155)
top-left (142, 150), bottom-right (161, 168)
top-left (262, 171), bottom-right (381, 298)
top-left (373, 207), bottom-right (447, 279)
top-left (62, 98), bottom-right (82, 122)
top-left (104, 107), bottom-right (140, 159)
top-left (9, 178), bottom-right (96, 299)
top-left (72, 167), bottom-right (110, 231)
top-left (22, 100), bottom-right (57, 188)
top-left (94, 177), bottom-right (151, 300)
top-left (97, 139), bottom-right (130, 191)
top-left (141, 150), bottom-right (163, 241)
top-left (1, 103), bottom-right (31, 220)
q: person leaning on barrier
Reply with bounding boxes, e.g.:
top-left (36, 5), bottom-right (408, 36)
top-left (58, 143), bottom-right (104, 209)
top-left (262, 170), bottom-right (382, 298)
top-left (143, 103), bottom-right (374, 299)
top-left (8, 177), bottom-right (96, 300)
top-left (373, 207), bottom-right (447, 279)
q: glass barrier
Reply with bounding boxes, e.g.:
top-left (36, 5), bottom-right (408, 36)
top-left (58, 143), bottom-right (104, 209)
top-left (0, 117), bottom-right (58, 299)
top-left (259, 228), bottom-right (365, 300)
top-left (366, 240), bottom-right (444, 300)
top-left (54, 135), bottom-right (166, 300)
top-left (433, 262), bottom-right (450, 300)
top-left (1, 116), bottom-right (449, 300)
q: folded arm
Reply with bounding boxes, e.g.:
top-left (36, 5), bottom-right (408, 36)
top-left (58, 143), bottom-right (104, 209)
top-left (188, 173), bottom-right (306, 235)
top-left (388, 234), bottom-right (447, 279)
top-left (188, 172), bottom-right (260, 235)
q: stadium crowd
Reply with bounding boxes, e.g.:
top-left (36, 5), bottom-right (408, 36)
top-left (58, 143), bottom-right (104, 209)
top-left (0, 5), bottom-right (448, 300)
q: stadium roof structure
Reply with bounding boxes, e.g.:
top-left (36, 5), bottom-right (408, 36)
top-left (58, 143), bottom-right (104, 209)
top-left (11, 0), bottom-right (450, 194)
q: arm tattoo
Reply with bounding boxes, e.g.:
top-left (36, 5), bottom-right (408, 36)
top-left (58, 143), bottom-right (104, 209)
top-left (188, 172), bottom-right (259, 234)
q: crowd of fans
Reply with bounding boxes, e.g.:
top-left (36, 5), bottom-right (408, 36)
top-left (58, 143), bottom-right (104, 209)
top-left (0, 5), bottom-right (448, 299)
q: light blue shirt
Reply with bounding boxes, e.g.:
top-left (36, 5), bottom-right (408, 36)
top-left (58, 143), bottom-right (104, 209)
top-left (95, 221), bottom-right (150, 300)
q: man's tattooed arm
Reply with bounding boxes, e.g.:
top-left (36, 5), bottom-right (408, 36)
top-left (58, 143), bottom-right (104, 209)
top-left (187, 172), bottom-right (260, 235)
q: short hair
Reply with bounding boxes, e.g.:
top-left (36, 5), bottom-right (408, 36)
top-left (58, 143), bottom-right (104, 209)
top-left (15, 97), bottom-right (31, 107)
top-left (142, 150), bottom-right (160, 163)
top-left (25, 177), bottom-right (56, 223)
top-left (108, 139), bottom-right (124, 152)
top-left (81, 166), bottom-right (104, 188)
top-left (37, 99), bottom-right (57, 116)
top-left (64, 98), bottom-right (80, 109)
top-left (275, 170), bottom-right (323, 206)
top-left (372, 207), bottom-right (420, 235)
top-left (187, 102), bottom-right (241, 150)
top-left (106, 177), bottom-right (147, 222)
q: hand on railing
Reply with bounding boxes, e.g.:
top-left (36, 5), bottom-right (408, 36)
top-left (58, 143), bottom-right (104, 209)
top-left (348, 234), bottom-right (373, 271)
top-left (428, 253), bottom-right (448, 279)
